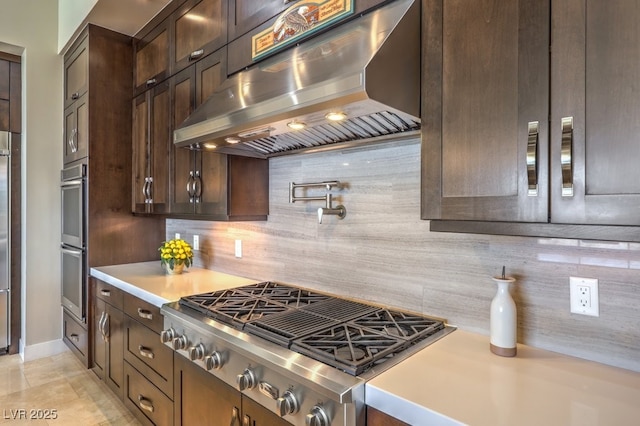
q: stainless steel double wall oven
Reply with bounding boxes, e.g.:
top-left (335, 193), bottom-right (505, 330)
top-left (60, 163), bottom-right (86, 321)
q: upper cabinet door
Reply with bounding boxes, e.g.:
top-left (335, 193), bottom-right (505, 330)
top-left (550, 0), bottom-right (640, 226)
top-left (134, 20), bottom-right (170, 96)
top-left (171, 0), bottom-right (228, 75)
top-left (64, 35), bottom-right (88, 110)
top-left (422, 0), bottom-right (550, 222)
top-left (227, 0), bottom-right (290, 42)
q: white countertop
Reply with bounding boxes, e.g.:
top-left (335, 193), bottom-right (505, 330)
top-left (366, 329), bottom-right (640, 426)
top-left (90, 263), bottom-right (640, 425)
top-left (90, 261), bottom-right (259, 307)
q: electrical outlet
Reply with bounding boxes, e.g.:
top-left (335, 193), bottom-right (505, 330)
top-left (235, 240), bottom-right (242, 258)
top-left (193, 235), bottom-right (199, 251)
top-left (175, 233), bottom-right (181, 240)
top-left (570, 277), bottom-right (599, 317)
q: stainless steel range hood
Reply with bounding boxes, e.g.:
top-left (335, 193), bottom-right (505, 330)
top-left (174, 0), bottom-right (420, 158)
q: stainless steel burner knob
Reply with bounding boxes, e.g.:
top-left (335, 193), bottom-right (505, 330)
top-left (276, 390), bottom-right (299, 416)
top-left (172, 335), bottom-right (189, 351)
top-left (188, 343), bottom-right (206, 361)
top-left (159, 328), bottom-right (175, 343)
top-left (236, 368), bottom-right (256, 391)
top-left (305, 405), bottom-right (330, 426)
top-left (204, 351), bottom-right (222, 370)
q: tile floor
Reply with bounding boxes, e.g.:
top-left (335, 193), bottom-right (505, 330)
top-left (0, 349), bottom-right (139, 425)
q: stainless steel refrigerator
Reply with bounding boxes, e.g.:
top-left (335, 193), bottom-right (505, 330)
top-left (0, 131), bottom-right (10, 350)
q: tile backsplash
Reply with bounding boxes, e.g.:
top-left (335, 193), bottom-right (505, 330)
top-left (168, 138), bottom-right (640, 372)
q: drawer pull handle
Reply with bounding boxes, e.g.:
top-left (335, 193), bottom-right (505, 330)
top-left (69, 333), bottom-right (80, 343)
top-left (100, 289), bottom-right (111, 297)
top-left (138, 395), bottom-right (154, 413)
top-left (138, 345), bottom-right (155, 359)
top-left (561, 117), bottom-right (574, 197)
top-left (137, 308), bottom-right (153, 320)
top-left (146, 78), bottom-right (157, 87)
top-left (71, 92), bottom-right (79, 100)
top-left (189, 49), bottom-right (204, 60)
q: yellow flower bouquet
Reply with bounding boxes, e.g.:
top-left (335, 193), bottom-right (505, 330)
top-left (158, 239), bottom-right (193, 272)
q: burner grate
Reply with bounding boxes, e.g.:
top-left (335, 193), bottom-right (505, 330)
top-left (231, 282), bottom-right (332, 307)
top-left (351, 309), bottom-right (445, 343)
top-left (291, 323), bottom-right (407, 376)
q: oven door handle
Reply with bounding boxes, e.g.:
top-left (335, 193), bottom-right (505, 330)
top-left (60, 246), bottom-right (83, 256)
top-left (61, 179), bottom-right (83, 187)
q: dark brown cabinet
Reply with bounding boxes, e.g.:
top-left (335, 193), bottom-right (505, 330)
top-left (171, 0), bottom-right (228, 75)
top-left (227, 0), bottom-right (290, 43)
top-left (122, 293), bottom-right (173, 424)
top-left (63, 92), bottom-right (88, 164)
top-left (133, 81), bottom-right (172, 214)
top-left (170, 47), bottom-right (268, 219)
top-left (422, 0), bottom-right (640, 240)
top-left (366, 406), bottom-right (409, 426)
top-left (173, 353), bottom-right (288, 426)
top-left (134, 19), bottom-right (171, 96)
top-left (62, 34), bottom-right (90, 164)
top-left (92, 279), bottom-right (125, 399)
top-left (61, 25), bottom-right (165, 367)
top-left (422, 0), bottom-right (549, 223)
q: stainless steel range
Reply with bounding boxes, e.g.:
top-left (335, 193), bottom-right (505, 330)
top-left (161, 282), bottom-right (455, 425)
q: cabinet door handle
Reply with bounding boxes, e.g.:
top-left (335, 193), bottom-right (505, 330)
top-left (242, 414), bottom-right (251, 426)
top-left (68, 128), bottom-right (78, 153)
top-left (103, 313), bottom-right (110, 341)
top-left (230, 407), bottom-right (240, 426)
top-left (99, 311), bottom-right (107, 341)
top-left (138, 345), bottom-right (155, 359)
top-left (560, 117), bottom-right (574, 197)
top-left (193, 170), bottom-right (202, 200)
top-left (526, 121), bottom-right (539, 196)
top-left (187, 171), bottom-right (195, 201)
top-left (143, 178), bottom-right (150, 202)
top-left (189, 49), bottom-right (204, 61)
top-left (146, 78), bottom-right (157, 87)
top-left (71, 92), bottom-right (79, 100)
top-left (69, 333), bottom-right (80, 343)
top-left (147, 176), bottom-right (153, 203)
top-left (138, 395), bottom-right (154, 413)
top-left (137, 308), bottom-right (153, 320)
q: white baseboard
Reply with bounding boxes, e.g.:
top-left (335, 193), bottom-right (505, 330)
top-left (20, 339), bottom-right (68, 362)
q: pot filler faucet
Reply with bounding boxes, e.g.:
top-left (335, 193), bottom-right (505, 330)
top-left (289, 181), bottom-right (347, 224)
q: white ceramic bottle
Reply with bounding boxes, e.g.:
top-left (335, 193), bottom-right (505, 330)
top-left (490, 270), bottom-right (517, 357)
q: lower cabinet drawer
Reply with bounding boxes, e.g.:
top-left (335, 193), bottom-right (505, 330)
top-left (123, 293), bottom-right (163, 334)
top-left (63, 310), bottom-right (88, 361)
top-left (124, 315), bottom-right (173, 398)
top-left (124, 362), bottom-right (173, 426)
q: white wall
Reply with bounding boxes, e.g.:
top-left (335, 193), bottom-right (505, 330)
top-left (0, 1), bottom-right (65, 359)
top-left (58, 0), bottom-right (98, 53)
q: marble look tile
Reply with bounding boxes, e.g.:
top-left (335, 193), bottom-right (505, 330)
top-left (167, 139), bottom-right (640, 372)
top-left (0, 350), bottom-right (138, 426)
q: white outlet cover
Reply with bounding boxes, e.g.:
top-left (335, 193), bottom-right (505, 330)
top-left (235, 240), bottom-right (242, 258)
top-left (570, 276), bottom-right (599, 317)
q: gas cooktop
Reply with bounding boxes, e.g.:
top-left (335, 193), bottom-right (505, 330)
top-left (179, 281), bottom-right (445, 376)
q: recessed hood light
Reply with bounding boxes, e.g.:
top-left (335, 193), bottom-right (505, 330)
top-left (287, 120), bottom-right (307, 130)
top-left (225, 137), bottom-right (241, 144)
top-left (203, 142), bottom-right (217, 149)
top-left (325, 111), bottom-right (347, 122)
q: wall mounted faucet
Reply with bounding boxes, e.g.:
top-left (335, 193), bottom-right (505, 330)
top-left (289, 181), bottom-right (347, 224)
